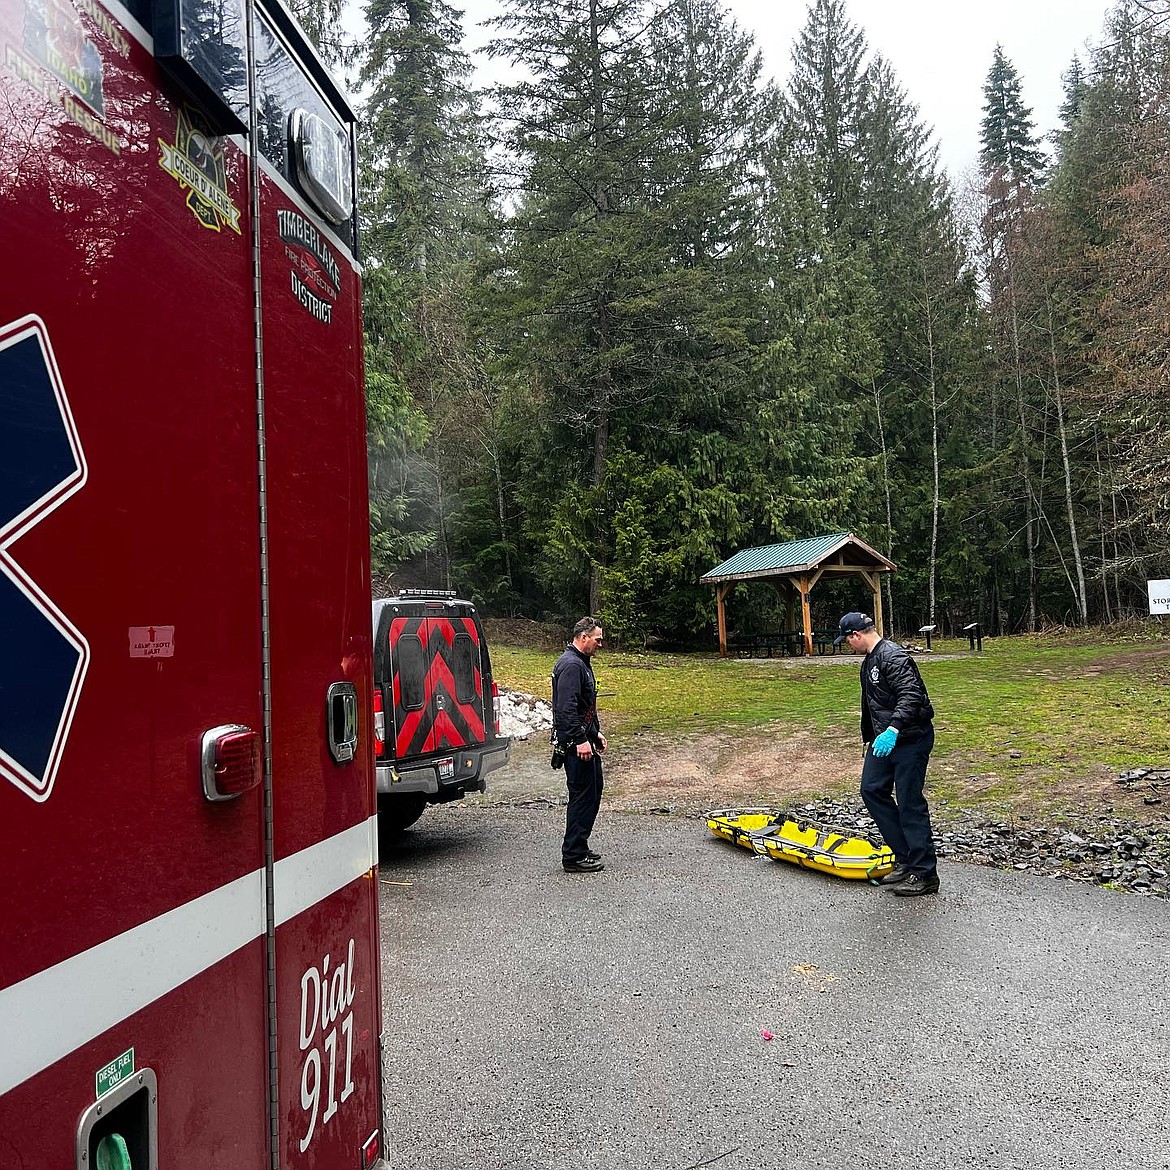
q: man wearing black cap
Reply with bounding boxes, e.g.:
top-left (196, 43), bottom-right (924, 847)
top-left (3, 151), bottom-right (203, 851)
top-left (835, 612), bottom-right (940, 896)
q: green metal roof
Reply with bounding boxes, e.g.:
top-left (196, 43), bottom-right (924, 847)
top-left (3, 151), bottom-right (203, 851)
top-left (701, 532), bottom-right (892, 583)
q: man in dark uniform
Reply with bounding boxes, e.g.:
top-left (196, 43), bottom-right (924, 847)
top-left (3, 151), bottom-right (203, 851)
top-left (835, 611), bottom-right (940, 896)
top-left (553, 617), bottom-right (608, 873)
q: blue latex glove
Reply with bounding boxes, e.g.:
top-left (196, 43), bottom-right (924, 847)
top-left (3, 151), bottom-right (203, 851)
top-left (871, 727), bottom-right (899, 757)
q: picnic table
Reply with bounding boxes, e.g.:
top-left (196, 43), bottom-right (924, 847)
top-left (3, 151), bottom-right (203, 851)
top-left (728, 630), bottom-right (843, 658)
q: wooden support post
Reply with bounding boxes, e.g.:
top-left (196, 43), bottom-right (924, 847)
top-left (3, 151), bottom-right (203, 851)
top-left (716, 583), bottom-right (729, 658)
top-left (800, 574), bottom-right (813, 656)
top-left (859, 570), bottom-right (883, 636)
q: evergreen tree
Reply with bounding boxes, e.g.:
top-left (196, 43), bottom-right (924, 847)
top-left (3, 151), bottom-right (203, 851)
top-left (974, 13), bottom-right (1170, 627)
top-left (288, 0), bottom-right (347, 64)
top-left (777, 0), bottom-right (982, 630)
top-left (485, 0), bottom-right (781, 639)
top-left (1053, 1), bottom-right (1170, 598)
top-left (977, 45), bottom-right (1047, 628)
top-left (1055, 56), bottom-right (1088, 147)
top-left (598, 0), bottom-right (779, 637)
top-left (356, 0), bottom-right (496, 585)
top-left (359, 0), bottom-right (483, 272)
top-left (487, 0), bottom-right (658, 617)
top-left (754, 131), bottom-right (878, 543)
top-left (980, 46), bottom-right (1047, 183)
top-left (783, 0), bottom-right (869, 231)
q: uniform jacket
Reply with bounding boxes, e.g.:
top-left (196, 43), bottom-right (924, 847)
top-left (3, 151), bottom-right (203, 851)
top-left (859, 638), bottom-right (934, 743)
top-left (552, 645), bottom-right (601, 747)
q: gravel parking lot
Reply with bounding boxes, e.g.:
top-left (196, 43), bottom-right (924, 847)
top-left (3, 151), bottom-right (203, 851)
top-left (378, 804), bottom-right (1169, 1170)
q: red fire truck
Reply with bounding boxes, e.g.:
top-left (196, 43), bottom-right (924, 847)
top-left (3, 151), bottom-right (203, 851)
top-left (0, 0), bottom-right (388, 1164)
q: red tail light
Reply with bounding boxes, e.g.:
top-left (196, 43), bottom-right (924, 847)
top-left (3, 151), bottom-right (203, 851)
top-left (360, 1129), bottom-right (381, 1168)
top-left (372, 687), bottom-right (385, 756)
top-left (492, 681), bottom-right (501, 737)
top-left (201, 725), bottom-right (262, 801)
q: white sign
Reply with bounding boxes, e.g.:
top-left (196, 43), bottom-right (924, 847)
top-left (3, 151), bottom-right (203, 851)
top-left (1149, 580), bottom-right (1170, 615)
top-left (128, 625), bottom-right (175, 657)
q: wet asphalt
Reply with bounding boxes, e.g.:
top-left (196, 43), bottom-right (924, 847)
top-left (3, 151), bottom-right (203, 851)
top-left (377, 804), bottom-right (1169, 1170)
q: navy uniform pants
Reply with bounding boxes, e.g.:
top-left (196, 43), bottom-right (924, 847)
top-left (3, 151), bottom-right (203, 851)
top-left (562, 750), bottom-right (603, 863)
top-left (860, 726), bottom-right (937, 876)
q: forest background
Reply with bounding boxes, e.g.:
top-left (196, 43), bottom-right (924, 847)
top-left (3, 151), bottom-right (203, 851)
top-left (295, 0), bottom-right (1170, 647)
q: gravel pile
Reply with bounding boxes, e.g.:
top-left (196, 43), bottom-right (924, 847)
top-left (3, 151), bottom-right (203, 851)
top-left (1116, 765), bottom-right (1170, 806)
top-left (755, 792), bottom-right (1170, 899)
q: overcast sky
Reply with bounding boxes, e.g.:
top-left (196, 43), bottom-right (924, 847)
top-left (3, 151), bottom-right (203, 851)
top-left (454, 0), bottom-right (1115, 180)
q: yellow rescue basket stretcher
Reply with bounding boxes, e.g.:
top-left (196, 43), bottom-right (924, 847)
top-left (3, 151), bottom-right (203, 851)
top-left (706, 807), bottom-right (895, 881)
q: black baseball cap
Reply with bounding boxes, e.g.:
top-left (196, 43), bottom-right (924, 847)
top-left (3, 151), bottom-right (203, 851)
top-left (834, 612), bottom-right (875, 644)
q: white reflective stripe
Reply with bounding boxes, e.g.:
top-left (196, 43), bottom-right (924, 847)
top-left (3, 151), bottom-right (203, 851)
top-left (0, 814), bottom-right (377, 1095)
top-left (273, 815), bottom-right (378, 926)
top-left (0, 869), bottom-right (265, 1096)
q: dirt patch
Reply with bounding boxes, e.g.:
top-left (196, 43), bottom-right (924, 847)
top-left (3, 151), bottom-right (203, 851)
top-left (1091, 643), bottom-right (1170, 676)
top-left (482, 725), bottom-right (1167, 825)
top-left (481, 725), bottom-right (859, 813)
top-left (602, 726), bottom-right (859, 810)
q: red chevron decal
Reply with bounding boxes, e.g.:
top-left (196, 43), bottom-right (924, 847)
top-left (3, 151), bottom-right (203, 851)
top-left (431, 708), bottom-right (459, 748)
top-left (386, 613), bottom-right (488, 759)
top-left (427, 655), bottom-right (484, 742)
top-left (395, 706), bottom-right (424, 757)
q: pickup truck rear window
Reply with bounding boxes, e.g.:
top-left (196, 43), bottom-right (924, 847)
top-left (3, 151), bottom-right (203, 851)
top-left (397, 634), bottom-right (425, 711)
top-left (452, 634), bottom-right (477, 705)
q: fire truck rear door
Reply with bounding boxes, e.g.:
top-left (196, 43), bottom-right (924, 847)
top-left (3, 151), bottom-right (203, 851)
top-left (249, 6), bottom-right (383, 1166)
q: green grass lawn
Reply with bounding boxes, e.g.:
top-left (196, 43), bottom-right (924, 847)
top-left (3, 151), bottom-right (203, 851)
top-left (492, 633), bottom-right (1170, 780)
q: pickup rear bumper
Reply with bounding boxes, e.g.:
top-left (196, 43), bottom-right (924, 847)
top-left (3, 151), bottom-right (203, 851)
top-left (375, 739), bottom-right (511, 798)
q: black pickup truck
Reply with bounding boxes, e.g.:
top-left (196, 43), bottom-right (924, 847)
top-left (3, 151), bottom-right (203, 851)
top-left (372, 591), bottom-right (511, 832)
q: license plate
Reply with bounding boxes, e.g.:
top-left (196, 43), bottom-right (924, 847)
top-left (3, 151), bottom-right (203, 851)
top-left (437, 757), bottom-right (454, 780)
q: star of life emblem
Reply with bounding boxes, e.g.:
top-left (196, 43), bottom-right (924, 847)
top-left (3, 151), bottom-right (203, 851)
top-left (0, 316), bottom-right (89, 802)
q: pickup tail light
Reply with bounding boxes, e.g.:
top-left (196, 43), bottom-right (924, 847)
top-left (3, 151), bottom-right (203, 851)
top-left (372, 687), bottom-right (385, 757)
top-left (491, 681), bottom-right (501, 737)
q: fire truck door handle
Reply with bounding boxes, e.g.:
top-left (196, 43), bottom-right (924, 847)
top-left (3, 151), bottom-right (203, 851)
top-left (326, 682), bottom-right (358, 764)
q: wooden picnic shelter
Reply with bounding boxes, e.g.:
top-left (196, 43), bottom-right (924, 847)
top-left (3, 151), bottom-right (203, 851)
top-left (701, 531), bottom-right (895, 658)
